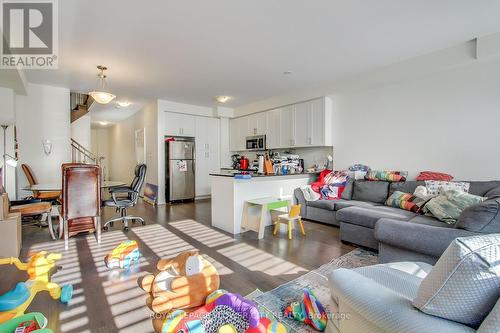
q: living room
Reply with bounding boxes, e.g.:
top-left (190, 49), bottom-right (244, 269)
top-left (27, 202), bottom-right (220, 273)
top-left (0, 1), bottom-right (499, 333)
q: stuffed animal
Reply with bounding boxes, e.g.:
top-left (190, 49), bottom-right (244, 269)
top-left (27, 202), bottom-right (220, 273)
top-left (152, 290), bottom-right (287, 333)
top-left (140, 251), bottom-right (220, 314)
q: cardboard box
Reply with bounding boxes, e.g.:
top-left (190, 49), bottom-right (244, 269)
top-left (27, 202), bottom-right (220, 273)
top-left (0, 212), bottom-right (22, 257)
top-left (0, 193), bottom-right (8, 220)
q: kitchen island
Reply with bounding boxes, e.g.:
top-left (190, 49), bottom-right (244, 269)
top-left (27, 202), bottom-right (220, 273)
top-left (210, 172), bottom-right (317, 236)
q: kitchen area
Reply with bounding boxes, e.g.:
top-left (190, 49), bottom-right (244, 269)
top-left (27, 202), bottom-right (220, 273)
top-left (211, 96), bottom-right (335, 236)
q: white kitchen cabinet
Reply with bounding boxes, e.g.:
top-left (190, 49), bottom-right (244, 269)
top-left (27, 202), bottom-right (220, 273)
top-left (164, 112), bottom-right (195, 136)
top-left (229, 117), bottom-right (247, 151)
top-left (266, 108), bottom-right (281, 149)
top-left (293, 102), bottom-right (310, 147)
top-left (310, 98), bottom-right (326, 146)
top-left (195, 117), bottom-right (220, 197)
top-left (247, 112), bottom-right (267, 136)
top-left (280, 105), bottom-right (294, 148)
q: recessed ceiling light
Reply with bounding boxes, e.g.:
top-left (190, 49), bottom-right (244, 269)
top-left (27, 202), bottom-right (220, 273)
top-left (99, 121), bottom-right (109, 126)
top-left (283, 71), bottom-right (293, 75)
top-left (116, 101), bottom-right (131, 107)
top-left (215, 95), bottom-right (231, 103)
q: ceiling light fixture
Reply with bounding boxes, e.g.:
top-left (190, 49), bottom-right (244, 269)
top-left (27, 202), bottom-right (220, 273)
top-left (99, 121), bottom-right (109, 126)
top-left (283, 70), bottom-right (293, 75)
top-left (116, 101), bottom-right (131, 107)
top-left (215, 95), bottom-right (231, 103)
top-left (88, 65), bottom-right (116, 104)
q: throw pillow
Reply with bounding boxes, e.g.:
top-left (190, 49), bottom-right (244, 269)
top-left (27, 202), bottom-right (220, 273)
top-left (413, 234), bottom-right (500, 328)
top-left (385, 191), bottom-right (426, 213)
top-left (413, 185), bottom-right (435, 201)
top-left (444, 190), bottom-right (485, 211)
top-left (423, 196), bottom-right (463, 224)
top-left (425, 180), bottom-right (470, 197)
top-left (340, 179), bottom-right (354, 200)
top-left (352, 180), bottom-right (389, 204)
top-left (365, 170), bottom-right (408, 182)
top-left (416, 171), bottom-right (454, 181)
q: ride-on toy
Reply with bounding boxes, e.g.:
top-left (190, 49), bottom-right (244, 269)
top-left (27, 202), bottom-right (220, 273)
top-left (0, 312), bottom-right (53, 332)
top-left (0, 252), bottom-right (73, 324)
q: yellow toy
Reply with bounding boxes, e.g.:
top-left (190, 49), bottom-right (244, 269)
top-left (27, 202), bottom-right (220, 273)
top-left (0, 251), bottom-right (73, 324)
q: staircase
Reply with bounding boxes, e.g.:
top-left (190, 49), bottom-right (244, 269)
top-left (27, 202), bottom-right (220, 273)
top-left (71, 138), bottom-right (99, 164)
top-left (70, 92), bottom-right (94, 123)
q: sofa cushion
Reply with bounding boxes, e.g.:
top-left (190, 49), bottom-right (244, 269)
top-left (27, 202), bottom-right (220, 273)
top-left (469, 181), bottom-right (500, 196)
top-left (485, 186), bottom-right (500, 199)
top-left (389, 181), bottom-right (425, 197)
top-left (408, 215), bottom-right (455, 228)
top-left (337, 206), bottom-right (416, 229)
top-left (352, 180), bottom-right (389, 203)
top-left (340, 178), bottom-right (354, 200)
top-left (333, 199), bottom-right (379, 211)
top-left (456, 198), bottom-right (500, 234)
top-left (413, 234), bottom-right (500, 328)
top-left (306, 199), bottom-right (336, 211)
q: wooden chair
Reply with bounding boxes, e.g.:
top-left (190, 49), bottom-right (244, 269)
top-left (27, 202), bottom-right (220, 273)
top-left (22, 164), bottom-right (61, 201)
top-left (273, 204), bottom-right (305, 240)
top-left (59, 163), bottom-right (101, 250)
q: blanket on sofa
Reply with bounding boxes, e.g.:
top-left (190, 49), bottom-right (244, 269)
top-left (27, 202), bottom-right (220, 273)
top-left (311, 170), bottom-right (349, 200)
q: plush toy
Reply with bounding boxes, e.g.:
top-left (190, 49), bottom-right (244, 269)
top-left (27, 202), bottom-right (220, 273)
top-left (284, 288), bottom-right (327, 331)
top-left (152, 290), bottom-right (287, 333)
top-left (140, 251), bottom-right (220, 314)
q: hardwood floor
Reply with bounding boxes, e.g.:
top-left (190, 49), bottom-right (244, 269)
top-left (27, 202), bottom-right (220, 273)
top-left (1, 199), bottom-right (354, 333)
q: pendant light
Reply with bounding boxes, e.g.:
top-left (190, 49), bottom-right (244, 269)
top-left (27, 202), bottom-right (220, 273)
top-left (88, 65), bottom-right (116, 104)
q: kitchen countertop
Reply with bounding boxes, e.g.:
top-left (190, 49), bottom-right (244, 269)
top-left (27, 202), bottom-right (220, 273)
top-left (209, 170), bottom-right (321, 178)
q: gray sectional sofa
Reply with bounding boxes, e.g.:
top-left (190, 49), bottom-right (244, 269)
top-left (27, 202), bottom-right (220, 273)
top-left (294, 179), bottom-right (500, 264)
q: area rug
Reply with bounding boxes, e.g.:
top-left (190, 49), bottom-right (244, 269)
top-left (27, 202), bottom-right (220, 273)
top-left (247, 248), bottom-right (378, 333)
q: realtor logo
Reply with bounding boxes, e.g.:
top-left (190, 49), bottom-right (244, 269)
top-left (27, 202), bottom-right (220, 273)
top-left (1, 0), bottom-right (58, 69)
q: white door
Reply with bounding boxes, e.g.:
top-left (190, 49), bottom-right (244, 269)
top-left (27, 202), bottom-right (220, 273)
top-left (195, 117), bottom-right (220, 196)
top-left (294, 102), bottom-right (310, 147)
top-left (280, 105), bottom-right (294, 147)
top-left (180, 114), bottom-right (195, 136)
top-left (266, 109), bottom-right (281, 149)
top-left (310, 98), bottom-right (325, 146)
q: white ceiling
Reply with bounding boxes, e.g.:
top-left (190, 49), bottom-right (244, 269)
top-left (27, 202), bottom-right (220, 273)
top-left (24, 0), bottom-right (500, 115)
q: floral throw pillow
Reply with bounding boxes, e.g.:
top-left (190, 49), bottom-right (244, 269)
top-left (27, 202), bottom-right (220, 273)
top-left (424, 180), bottom-right (470, 197)
top-left (385, 191), bottom-right (427, 213)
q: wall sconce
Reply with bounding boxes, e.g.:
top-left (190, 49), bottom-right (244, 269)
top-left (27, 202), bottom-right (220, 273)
top-left (42, 139), bottom-right (52, 156)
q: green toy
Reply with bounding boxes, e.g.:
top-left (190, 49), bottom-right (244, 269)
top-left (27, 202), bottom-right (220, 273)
top-left (0, 312), bottom-right (53, 332)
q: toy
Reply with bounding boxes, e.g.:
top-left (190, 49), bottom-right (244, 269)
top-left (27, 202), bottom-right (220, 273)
top-left (0, 312), bottom-right (53, 333)
top-left (140, 250), bottom-right (220, 314)
top-left (284, 288), bottom-right (327, 331)
top-left (152, 290), bottom-right (287, 333)
top-left (0, 252), bottom-right (73, 324)
top-left (104, 240), bottom-right (140, 269)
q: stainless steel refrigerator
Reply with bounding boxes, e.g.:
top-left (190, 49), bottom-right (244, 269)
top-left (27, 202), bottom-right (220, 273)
top-left (166, 139), bottom-right (195, 201)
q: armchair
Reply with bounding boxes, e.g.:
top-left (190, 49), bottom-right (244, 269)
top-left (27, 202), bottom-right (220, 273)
top-left (103, 164), bottom-right (147, 231)
top-left (21, 164), bottom-right (61, 202)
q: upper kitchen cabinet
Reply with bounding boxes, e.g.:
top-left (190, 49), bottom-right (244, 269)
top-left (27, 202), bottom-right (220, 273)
top-left (288, 97), bottom-right (332, 148)
top-left (266, 108), bottom-right (281, 149)
top-left (279, 105), bottom-right (294, 148)
top-left (247, 112), bottom-right (267, 136)
top-left (229, 116), bottom-right (247, 151)
top-left (164, 112), bottom-right (196, 136)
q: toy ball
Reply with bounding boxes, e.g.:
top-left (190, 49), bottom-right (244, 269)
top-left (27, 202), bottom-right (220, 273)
top-left (219, 324), bottom-right (238, 333)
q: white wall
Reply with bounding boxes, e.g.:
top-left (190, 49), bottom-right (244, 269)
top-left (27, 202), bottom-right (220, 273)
top-left (15, 83), bottom-right (71, 197)
top-left (0, 88), bottom-right (16, 198)
top-left (108, 102), bottom-right (158, 188)
top-left (0, 87), bottom-right (15, 125)
top-left (334, 58), bottom-right (500, 180)
top-left (71, 114), bottom-right (91, 150)
top-left (91, 128), bottom-right (110, 180)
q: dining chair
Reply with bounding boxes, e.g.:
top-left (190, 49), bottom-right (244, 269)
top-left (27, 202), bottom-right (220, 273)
top-left (60, 163), bottom-right (101, 250)
top-left (22, 164), bottom-right (61, 202)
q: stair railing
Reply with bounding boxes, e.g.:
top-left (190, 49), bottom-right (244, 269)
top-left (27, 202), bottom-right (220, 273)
top-left (71, 138), bottom-right (99, 165)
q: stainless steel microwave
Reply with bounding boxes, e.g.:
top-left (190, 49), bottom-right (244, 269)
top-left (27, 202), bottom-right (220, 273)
top-left (246, 135), bottom-right (266, 151)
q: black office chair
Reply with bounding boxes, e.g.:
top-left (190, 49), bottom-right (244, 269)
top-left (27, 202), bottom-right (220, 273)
top-left (103, 164), bottom-right (147, 231)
